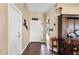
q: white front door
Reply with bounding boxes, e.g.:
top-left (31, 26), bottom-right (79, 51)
top-left (8, 4), bottom-right (22, 55)
top-left (30, 20), bottom-right (41, 42)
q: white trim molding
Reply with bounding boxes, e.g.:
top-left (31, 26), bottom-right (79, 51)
top-left (21, 42), bottom-right (30, 54)
top-left (8, 3), bottom-right (22, 55)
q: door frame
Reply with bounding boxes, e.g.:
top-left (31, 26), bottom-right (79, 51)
top-left (8, 3), bottom-right (22, 55)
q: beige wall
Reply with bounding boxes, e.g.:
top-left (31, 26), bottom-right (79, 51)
top-left (0, 3), bottom-right (30, 54)
top-left (46, 6), bottom-right (59, 38)
top-left (0, 3), bottom-right (8, 55)
top-left (29, 11), bottom-right (46, 41)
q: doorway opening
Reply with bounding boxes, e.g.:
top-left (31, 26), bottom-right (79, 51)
top-left (30, 19), bottom-right (42, 42)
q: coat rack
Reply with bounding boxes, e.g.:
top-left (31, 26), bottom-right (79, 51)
top-left (23, 19), bottom-right (29, 30)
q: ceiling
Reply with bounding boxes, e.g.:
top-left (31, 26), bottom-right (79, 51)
top-left (27, 3), bottom-right (56, 13)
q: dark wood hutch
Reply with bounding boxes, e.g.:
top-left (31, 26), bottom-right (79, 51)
top-left (57, 14), bottom-right (79, 55)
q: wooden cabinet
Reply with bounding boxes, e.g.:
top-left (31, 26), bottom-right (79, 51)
top-left (58, 14), bottom-right (79, 55)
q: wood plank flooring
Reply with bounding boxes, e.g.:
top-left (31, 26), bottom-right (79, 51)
top-left (22, 42), bottom-right (53, 55)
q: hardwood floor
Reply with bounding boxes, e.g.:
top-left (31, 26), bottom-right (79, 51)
top-left (22, 42), bottom-right (53, 55)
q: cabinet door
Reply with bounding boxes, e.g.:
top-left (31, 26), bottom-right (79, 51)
top-left (62, 17), bottom-right (67, 38)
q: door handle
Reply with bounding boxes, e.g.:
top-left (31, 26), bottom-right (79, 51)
top-left (18, 35), bottom-right (20, 37)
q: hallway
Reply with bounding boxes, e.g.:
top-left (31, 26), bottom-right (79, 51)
top-left (22, 42), bottom-right (53, 55)
top-left (1, 3), bottom-right (79, 55)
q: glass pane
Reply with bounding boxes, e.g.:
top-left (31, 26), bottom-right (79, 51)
top-left (67, 19), bottom-right (74, 34)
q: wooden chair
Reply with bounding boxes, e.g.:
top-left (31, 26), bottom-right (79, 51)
top-left (51, 37), bottom-right (58, 54)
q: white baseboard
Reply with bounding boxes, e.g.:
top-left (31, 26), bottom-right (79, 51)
top-left (21, 42), bottom-right (30, 54)
top-left (29, 40), bottom-right (46, 43)
top-left (40, 41), bottom-right (46, 43)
